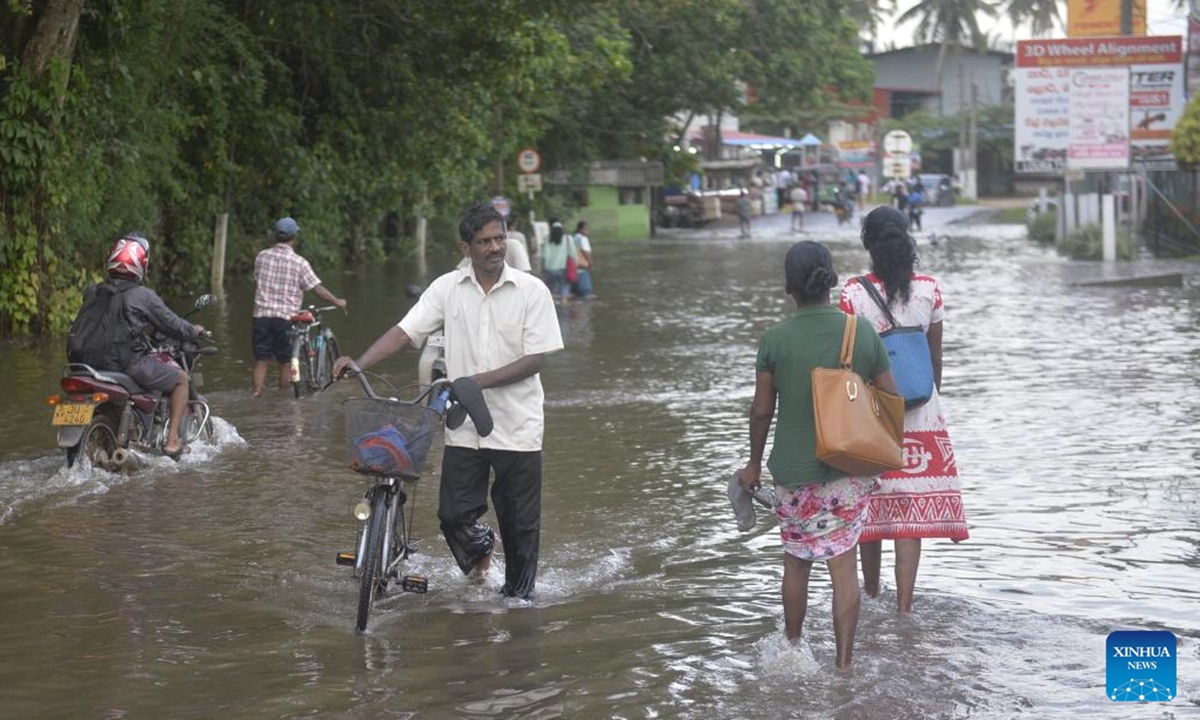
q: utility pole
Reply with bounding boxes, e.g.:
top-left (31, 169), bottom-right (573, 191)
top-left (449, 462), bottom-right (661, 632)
top-left (969, 82), bottom-right (978, 200)
top-left (1121, 0), bottom-right (1133, 35)
top-left (958, 64), bottom-right (966, 186)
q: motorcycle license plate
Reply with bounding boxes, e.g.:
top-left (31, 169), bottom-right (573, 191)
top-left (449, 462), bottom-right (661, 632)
top-left (427, 334), bottom-right (446, 348)
top-left (52, 403), bottom-right (95, 426)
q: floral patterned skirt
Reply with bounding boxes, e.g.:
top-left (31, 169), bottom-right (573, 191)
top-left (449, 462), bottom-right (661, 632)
top-left (775, 477), bottom-right (878, 562)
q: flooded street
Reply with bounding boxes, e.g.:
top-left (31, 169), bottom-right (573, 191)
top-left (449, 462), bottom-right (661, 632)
top-left (1, 206), bottom-right (1198, 719)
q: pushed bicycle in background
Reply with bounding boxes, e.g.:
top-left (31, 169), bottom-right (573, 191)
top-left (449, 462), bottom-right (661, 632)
top-left (288, 305), bottom-right (342, 397)
top-left (335, 365), bottom-right (492, 634)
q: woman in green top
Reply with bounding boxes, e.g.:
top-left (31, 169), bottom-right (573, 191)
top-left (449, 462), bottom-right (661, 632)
top-left (737, 240), bottom-right (897, 670)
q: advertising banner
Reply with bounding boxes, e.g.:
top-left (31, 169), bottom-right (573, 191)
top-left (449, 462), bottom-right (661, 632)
top-left (1067, 0), bottom-right (1146, 38)
top-left (1014, 36), bottom-right (1183, 173)
top-left (1068, 67), bottom-right (1130, 170)
top-left (835, 140), bottom-right (876, 169)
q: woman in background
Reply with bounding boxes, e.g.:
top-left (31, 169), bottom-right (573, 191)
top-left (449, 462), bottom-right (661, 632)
top-left (541, 220), bottom-right (574, 304)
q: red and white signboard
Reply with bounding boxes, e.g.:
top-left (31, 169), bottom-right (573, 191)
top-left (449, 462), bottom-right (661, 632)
top-left (1015, 36), bottom-right (1183, 172)
top-left (517, 147), bottom-right (541, 174)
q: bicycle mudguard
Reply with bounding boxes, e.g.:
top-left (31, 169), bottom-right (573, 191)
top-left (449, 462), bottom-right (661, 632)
top-left (449, 377), bottom-right (493, 437)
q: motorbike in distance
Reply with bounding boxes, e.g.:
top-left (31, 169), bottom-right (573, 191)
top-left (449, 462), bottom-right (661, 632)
top-left (404, 284), bottom-right (447, 390)
top-left (49, 294), bottom-right (220, 471)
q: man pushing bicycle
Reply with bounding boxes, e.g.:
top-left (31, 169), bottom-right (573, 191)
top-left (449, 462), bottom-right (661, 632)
top-left (334, 202), bottom-right (563, 600)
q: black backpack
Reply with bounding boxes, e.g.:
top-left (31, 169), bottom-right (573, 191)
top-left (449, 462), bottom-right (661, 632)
top-left (66, 282), bottom-right (138, 370)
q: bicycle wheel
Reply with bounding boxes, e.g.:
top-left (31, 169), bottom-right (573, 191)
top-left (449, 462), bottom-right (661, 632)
top-left (315, 333), bottom-right (339, 389)
top-left (355, 488), bottom-right (390, 634)
top-left (291, 337), bottom-right (308, 399)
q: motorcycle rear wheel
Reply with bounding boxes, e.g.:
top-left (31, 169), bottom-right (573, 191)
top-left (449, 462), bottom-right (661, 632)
top-left (66, 412), bottom-right (119, 469)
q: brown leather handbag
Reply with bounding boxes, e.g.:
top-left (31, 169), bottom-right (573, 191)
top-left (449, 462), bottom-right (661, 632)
top-left (811, 313), bottom-right (906, 477)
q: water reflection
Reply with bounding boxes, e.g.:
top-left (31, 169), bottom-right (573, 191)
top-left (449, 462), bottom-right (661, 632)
top-left (0, 213), bottom-right (1197, 717)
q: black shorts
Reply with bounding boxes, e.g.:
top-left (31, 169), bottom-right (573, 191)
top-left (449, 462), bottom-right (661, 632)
top-left (126, 354), bottom-right (184, 393)
top-left (252, 317), bottom-right (292, 363)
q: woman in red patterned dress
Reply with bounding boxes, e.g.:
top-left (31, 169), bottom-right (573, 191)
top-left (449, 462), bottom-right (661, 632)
top-left (838, 206), bottom-right (969, 614)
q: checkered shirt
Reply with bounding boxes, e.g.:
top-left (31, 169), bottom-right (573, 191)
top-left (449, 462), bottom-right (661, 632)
top-left (253, 243), bottom-right (321, 319)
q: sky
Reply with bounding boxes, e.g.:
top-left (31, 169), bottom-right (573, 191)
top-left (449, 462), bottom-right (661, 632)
top-left (876, 0), bottom-right (1191, 50)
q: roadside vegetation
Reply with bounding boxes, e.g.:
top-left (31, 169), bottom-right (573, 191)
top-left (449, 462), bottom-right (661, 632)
top-left (1, 0), bottom-right (873, 336)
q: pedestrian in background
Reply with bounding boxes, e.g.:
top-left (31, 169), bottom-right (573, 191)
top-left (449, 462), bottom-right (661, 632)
top-left (857, 171), bottom-right (871, 212)
top-left (735, 189), bottom-right (752, 239)
top-left (541, 220), bottom-right (573, 304)
top-left (571, 221), bottom-right (595, 298)
top-left (839, 206), bottom-right (969, 615)
top-left (789, 184), bottom-right (808, 232)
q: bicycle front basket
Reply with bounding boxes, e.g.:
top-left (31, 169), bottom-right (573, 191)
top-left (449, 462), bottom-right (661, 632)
top-left (344, 397), bottom-right (440, 478)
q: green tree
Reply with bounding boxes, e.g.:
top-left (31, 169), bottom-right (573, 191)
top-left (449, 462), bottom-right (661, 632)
top-left (1005, 0), bottom-right (1063, 37)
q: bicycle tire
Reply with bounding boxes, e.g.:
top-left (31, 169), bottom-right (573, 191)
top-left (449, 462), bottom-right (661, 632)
top-left (304, 337), bottom-right (320, 393)
top-left (321, 335), bottom-right (341, 389)
top-left (315, 333), bottom-right (339, 389)
top-left (292, 336), bottom-right (315, 398)
top-left (355, 488), bottom-right (390, 634)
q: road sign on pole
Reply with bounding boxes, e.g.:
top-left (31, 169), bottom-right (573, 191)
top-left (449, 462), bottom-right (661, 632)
top-left (883, 130), bottom-right (913, 156)
top-left (517, 148), bottom-right (541, 174)
top-left (517, 173), bottom-right (542, 193)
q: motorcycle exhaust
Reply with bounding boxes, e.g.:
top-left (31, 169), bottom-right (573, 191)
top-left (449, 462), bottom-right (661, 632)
top-left (110, 448), bottom-right (141, 472)
top-left (93, 449), bottom-right (111, 470)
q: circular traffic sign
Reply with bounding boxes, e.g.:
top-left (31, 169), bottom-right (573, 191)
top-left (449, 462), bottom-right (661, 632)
top-left (883, 130), bottom-right (913, 156)
top-left (517, 147), bottom-right (541, 174)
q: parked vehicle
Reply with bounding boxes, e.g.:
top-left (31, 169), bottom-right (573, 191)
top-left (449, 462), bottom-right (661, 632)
top-left (914, 173), bottom-right (957, 206)
top-left (51, 294), bottom-right (219, 470)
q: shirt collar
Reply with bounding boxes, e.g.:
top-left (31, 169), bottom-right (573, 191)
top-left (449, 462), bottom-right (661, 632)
top-left (456, 262), bottom-right (515, 294)
top-left (794, 302), bottom-right (837, 316)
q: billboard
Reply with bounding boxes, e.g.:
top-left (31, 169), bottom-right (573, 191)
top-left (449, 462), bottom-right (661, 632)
top-left (1067, 0), bottom-right (1146, 37)
top-left (1014, 36), bottom-right (1183, 173)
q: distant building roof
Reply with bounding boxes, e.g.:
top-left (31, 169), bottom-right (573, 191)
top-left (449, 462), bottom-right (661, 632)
top-left (864, 43), bottom-right (1013, 62)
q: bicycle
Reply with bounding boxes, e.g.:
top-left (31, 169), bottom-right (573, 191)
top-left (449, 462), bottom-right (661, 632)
top-left (287, 305), bottom-right (341, 397)
top-left (334, 366), bottom-right (492, 634)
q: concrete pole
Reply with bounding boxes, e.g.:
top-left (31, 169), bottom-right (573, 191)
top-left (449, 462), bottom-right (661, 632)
top-left (1102, 193), bottom-right (1117, 261)
top-left (969, 82), bottom-right (978, 200)
top-left (211, 212), bottom-right (228, 297)
top-left (416, 182), bottom-right (428, 278)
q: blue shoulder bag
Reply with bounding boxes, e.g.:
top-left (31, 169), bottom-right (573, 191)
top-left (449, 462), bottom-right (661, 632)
top-left (857, 276), bottom-right (934, 409)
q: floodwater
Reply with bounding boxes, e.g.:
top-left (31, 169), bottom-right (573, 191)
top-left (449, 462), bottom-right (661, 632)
top-left (0, 206), bottom-right (1197, 719)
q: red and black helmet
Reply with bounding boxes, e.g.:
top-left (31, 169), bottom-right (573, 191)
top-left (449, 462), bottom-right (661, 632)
top-left (106, 233), bottom-right (151, 282)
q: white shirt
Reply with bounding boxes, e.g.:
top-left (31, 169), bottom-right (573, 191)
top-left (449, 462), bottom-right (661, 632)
top-left (399, 264), bottom-right (563, 451)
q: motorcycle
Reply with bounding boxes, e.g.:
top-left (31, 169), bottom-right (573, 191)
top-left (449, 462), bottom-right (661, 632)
top-left (49, 294), bottom-right (220, 471)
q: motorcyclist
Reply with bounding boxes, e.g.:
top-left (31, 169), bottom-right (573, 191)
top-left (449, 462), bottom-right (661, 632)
top-left (75, 234), bottom-right (204, 459)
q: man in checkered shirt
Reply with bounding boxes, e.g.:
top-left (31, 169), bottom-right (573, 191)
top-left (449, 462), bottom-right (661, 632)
top-left (252, 217), bottom-right (347, 396)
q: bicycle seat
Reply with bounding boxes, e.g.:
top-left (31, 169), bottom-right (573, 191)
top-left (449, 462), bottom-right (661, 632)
top-left (290, 310), bottom-right (315, 323)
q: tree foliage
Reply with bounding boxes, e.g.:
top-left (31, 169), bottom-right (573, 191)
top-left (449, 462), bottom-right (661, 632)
top-left (1, 0), bottom-right (869, 336)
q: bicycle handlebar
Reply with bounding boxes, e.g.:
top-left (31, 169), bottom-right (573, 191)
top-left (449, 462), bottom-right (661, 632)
top-left (340, 366), bottom-right (491, 436)
top-left (344, 363), bottom-right (449, 401)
